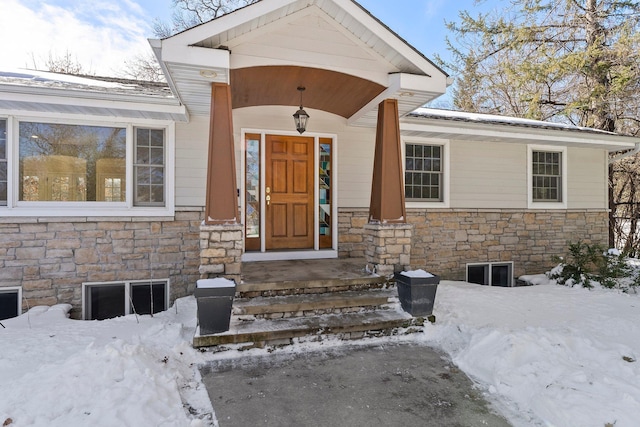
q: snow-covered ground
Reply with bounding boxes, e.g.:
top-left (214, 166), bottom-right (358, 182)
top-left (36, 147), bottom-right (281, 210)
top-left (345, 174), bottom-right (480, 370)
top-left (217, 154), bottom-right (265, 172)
top-left (1, 277), bottom-right (639, 427)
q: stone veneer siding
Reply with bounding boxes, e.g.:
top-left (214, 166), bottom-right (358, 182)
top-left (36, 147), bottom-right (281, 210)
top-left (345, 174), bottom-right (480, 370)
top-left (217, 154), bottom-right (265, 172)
top-left (0, 209), bottom-right (204, 319)
top-left (339, 208), bottom-right (608, 280)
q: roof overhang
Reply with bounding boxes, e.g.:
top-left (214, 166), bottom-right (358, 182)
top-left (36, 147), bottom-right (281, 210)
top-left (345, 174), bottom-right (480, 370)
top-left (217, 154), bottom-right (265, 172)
top-left (0, 83), bottom-right (188, 122)
top-left (150, 0), bottom-right (449, 121)
top-left (400, 112), bottom-right (638, 151)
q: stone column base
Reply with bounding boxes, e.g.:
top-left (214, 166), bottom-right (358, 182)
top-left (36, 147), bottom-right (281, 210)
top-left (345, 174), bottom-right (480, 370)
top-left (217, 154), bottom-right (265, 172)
top-left (364, 223), bottom-right (413, 276)
top-left (199, 223), bottom-right (243, 284)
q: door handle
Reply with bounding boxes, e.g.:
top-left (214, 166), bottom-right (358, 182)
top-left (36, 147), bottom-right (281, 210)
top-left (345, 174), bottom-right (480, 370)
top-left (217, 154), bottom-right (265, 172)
top-left (266, 195), bottom-right (271, 206)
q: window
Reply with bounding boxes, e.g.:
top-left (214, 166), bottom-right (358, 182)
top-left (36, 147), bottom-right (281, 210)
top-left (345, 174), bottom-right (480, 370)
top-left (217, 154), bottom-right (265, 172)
top-left (405, 143), bottom-right (443, 202)
top-left (466, 262), bottom-right (513, 287)
top-left (2, 118), bottom-right (171, 215)
top-left (0, 287), bottom-right (21, 320)
top-left (19, 122), bottom-right (126, 202)
top-left (83, 280), bottom-right (169, 320)
top-left (532, 151), bottom-right (562, 202)
top-left (0, 119), bottom-right (7, 206)
top-left (134, 128), bottom-right (165, 206)
top-left (528, 146), bottom-right (567, 208)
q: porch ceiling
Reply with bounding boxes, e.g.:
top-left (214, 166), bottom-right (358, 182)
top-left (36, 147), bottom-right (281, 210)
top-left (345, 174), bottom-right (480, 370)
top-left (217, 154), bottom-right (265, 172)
top-left (231, 66), bottom-right (385, 118)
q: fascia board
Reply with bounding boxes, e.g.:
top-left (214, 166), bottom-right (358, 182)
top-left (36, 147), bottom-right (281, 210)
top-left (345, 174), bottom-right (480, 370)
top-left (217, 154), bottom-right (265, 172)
top-left (162, 0), bottom-right (297, 47)
top-left (149, 39), bottom-right (183, 107)
top-left (348, 73), bottom-right (441, 125)
top-left (400, 120), bottom-right (638, 151)
top-left (161, 44), bottom-right (231, 69)
top-left (0, 89), bottom-right (187, 118)
top-left (334, 0), bottom-right (446, 78)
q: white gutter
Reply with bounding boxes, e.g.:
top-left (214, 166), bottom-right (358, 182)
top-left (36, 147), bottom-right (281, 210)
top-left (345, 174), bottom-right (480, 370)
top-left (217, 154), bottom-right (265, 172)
top-left (609, 143), bottom-right (640, 163)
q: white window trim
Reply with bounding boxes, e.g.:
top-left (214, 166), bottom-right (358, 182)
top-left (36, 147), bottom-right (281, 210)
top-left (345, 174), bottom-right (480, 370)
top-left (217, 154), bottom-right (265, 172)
top-left (527, 144), bottom-right (567, 209)
top-left (466, 262), bottom-right (514, 287)
top-left (402, 137), bottom-right (450, 209)
top-left (1, 113), bottom-right (175, 217)
top-left (82, 279), bottom-right (170, 320)
top-left (0, 286), bottom-right (22, 318)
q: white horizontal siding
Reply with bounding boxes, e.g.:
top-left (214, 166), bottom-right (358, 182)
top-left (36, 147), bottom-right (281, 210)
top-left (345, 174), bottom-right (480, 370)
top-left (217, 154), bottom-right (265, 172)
top-left (175, 116), bottom-right (209, 207)
top-left (567, 147), bottom-right (607, 209)
top-left (173, 108), bottom-right (610, 212)
top-left (449, 140), bottom-right (528, 208)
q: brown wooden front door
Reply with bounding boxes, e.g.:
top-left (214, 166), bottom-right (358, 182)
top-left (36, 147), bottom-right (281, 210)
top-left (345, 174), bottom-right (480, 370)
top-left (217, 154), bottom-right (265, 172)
top-left (265, 135), bottom-right (314, 250)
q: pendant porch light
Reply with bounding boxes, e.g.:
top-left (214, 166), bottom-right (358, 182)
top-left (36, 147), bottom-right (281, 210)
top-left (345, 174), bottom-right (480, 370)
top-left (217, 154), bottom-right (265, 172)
top-left (293, 86), bottom-right (310, 134)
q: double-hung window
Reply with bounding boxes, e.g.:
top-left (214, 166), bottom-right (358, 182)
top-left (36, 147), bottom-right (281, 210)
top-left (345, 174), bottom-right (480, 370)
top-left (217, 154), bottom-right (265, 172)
top-left (405, 143), bottom-right (445, 203)
top-left (528, 145), bottom-right (567, 208)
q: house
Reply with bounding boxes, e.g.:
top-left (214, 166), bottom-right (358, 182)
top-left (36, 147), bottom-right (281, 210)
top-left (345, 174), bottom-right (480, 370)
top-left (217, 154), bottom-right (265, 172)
top-left (0, 0), bottom-right (637, 321)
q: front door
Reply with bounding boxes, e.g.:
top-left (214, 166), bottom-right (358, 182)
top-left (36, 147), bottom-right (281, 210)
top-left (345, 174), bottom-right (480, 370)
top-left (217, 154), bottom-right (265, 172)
top-left (265, 135), bottom-right (314, 250)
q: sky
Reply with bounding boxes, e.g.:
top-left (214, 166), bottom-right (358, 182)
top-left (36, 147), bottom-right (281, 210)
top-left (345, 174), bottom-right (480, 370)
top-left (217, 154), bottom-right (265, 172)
top-left (0, 0), bottom-right (501, 78)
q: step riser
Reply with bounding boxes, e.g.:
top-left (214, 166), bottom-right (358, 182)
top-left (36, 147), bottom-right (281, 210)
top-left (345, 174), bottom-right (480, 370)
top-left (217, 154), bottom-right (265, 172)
top-left (234, 290), bottom-right (395, 317)
top-left (237, 278), bottom-right (389, 298)
top-left (193, 317), bottom-right (418, 348)
top-left (240, 305), bottom-right (388, 320)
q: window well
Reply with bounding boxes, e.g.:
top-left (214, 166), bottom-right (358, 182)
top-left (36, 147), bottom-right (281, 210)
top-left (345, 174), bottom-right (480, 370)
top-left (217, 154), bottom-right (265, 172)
top-left (466, 262), bottom-right (514, 287)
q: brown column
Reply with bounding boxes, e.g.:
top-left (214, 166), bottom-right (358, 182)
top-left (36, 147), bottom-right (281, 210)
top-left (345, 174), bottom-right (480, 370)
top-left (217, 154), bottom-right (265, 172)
top-left (369, 98), bottom-right (406, 223)
top-left (205, 82), bottom-right (239, 225)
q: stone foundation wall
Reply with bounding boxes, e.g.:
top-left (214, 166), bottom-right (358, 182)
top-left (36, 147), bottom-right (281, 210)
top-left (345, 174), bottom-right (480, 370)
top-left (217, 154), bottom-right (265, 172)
top-left (339, 208), bottom-right (608, 280)
top-left (0, 209), bottom-right (205, 318)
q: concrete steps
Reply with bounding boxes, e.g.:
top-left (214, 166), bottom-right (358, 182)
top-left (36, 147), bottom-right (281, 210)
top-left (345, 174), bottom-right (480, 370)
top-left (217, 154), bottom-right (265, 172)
top-left (232, 288), bottom-right (397, 318)
top-left (192, 309), bottom-right (416, 348)
top-left (192, 259), bottom-right (422, 349)
top-left (236, 275), bottom-right (388, 297)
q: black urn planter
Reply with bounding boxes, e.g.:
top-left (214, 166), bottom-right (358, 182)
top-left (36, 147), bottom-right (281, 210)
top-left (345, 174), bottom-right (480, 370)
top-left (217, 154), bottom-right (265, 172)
top-left (394, 271), bottom-right (440, 317)
top-left (194, 278), bottom-right (236, 335)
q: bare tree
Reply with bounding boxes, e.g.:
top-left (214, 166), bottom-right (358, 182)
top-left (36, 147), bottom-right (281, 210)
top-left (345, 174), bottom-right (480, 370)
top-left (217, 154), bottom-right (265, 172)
top-left (30, 50), bottom-right (94, 75)
top-left (154, 0), bottom-right (259, 37)
top-left (122, 53), bottom-right (165, 82)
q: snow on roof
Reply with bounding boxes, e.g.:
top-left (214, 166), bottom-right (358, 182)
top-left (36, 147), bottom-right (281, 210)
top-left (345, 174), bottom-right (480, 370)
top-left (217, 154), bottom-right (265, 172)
top-left (0, 68), bottom-right (173, 99)
top-left (409, 107), bottom-right (615, 136)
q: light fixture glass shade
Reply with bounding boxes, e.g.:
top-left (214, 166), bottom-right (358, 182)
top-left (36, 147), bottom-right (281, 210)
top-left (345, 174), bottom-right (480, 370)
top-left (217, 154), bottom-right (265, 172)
top-left (293, 108), bottom-right (310, 134)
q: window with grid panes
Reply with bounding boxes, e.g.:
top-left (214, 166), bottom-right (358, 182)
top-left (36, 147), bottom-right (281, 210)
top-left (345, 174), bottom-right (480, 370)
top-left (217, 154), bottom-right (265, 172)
top-left (134, 128), bottom-right (165, 206)
top-left (532, 150), bottom-right (562, 202)
top-left (405, 144), bottom-right (443, 201)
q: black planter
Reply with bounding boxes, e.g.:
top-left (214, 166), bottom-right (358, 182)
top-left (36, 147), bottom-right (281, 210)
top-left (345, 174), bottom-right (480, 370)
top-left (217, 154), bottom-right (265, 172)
top-left (194, 278), bottom-right (236, 335)
top-left (394, 272), bottom-right (439, 317)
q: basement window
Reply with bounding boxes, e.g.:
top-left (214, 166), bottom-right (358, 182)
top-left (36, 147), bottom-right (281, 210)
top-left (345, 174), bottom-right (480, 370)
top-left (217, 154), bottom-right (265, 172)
top-left (466, 262), bottom-right (514, 287)
top-left (83, 280), bottom-right (169, 320)
top-left (0, 287), bottom-right (21, 320)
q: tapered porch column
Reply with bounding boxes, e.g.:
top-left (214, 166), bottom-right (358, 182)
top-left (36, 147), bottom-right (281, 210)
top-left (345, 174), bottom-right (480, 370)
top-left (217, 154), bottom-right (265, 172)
top-left (200, 82), bottom-right (242, 283)
top-left (205, 82), bottom-right (238, 225)
top-left (369, 98), bottom-right (406, 224)
top-left (365, 98), bottom-right (413, 276)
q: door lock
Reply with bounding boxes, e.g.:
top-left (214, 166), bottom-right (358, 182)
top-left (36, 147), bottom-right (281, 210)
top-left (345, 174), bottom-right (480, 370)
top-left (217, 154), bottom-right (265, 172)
top-left (266, 195), bottom-right (271, 206)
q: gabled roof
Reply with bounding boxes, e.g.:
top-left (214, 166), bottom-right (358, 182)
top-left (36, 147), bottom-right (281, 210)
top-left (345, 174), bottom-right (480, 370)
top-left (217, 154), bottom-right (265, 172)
top-left (0, 69), bottom-right (187, 121)
top-left (401, 108), bottom-right (638, 151)
top-left (151, 0), bottom-right (450, 122)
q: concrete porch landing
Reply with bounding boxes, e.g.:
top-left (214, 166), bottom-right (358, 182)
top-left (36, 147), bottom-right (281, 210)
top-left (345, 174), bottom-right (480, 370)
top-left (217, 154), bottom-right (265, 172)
top-left (240, 257), bottom-right (377, 284)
